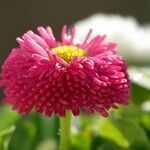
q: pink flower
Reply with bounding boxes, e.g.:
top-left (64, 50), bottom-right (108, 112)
top-left (0, 26), bottom-right (131, 117)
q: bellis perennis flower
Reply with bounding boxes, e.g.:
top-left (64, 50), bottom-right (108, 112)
top-left (0, 26), bottom-right (131, 117)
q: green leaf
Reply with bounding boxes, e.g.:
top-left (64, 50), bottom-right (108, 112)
top-left (0, 105), bottom-right (19, 130)
top-left (72, 132), bottom-right (91, 150)
top-left (9, 116), bottom-right (37, 150)
top-left (91, 136), bottom-right (126, 150)
top-left (99, 118), bottom-right (129, 148)
top-left (0, 126), bottom-right (15, 150)
top-left (96, 143), bottom-right (125, 150)
top-left (131, 83), bottom-right (150, 104)
top-left (111, 118), bottom-right (150, 149)
top-left (8, 113), bottom-right (59, 150)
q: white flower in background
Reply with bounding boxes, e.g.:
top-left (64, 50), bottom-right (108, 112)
top-left (75, 14), bottom-right (150, 65)
top-left (142, 100), bottom-right (150, 112)
top-left (128, 67), bottom-right (150, 89)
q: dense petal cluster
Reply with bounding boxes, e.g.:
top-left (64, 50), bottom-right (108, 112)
top-left (0, 26), bottom-right (131, 117)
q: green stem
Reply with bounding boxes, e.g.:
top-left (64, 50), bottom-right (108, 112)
top-left (59, 111), bottom-right (72, 150)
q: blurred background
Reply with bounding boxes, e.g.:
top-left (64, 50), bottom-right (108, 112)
top-left (0, 0), bottom-right (150, 150)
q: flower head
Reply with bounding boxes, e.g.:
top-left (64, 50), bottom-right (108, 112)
top-left (0, 25), bottom-right (131, 117)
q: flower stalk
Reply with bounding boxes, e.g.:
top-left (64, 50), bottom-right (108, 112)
top-left (60, 111), bottom-right (72, 150)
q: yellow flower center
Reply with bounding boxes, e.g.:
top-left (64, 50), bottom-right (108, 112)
top-left (51, 46), bottom-right (87, 62)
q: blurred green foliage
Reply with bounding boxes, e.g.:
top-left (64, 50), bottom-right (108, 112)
top-left (0, 66), bottom-right (150, 150)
